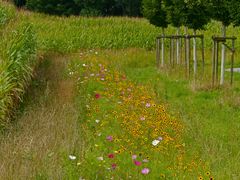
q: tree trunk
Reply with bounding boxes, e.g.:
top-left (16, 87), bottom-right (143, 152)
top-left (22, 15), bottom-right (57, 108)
top-left (193, 29), bottom-right (197, 77)
top-left (184, 26), bottom-right (188, 35)
top-left (176, 27), bottom-right (180, 64)
top-left (161, 28), bottom-right (165, 67)
top-left (220, 24), bottom-right (226, 85)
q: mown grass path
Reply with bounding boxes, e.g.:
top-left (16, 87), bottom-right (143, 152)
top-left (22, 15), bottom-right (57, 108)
top-left (0, 55), bottom-right (85, 179)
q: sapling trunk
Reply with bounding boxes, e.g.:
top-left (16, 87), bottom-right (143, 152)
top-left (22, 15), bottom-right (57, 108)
top-left (220, 24), bottom-right (226, 85)
top-left (176, 27), bottom-right (180, 64)
top-left (193, 29), bottom-right (197, 77)
top-left (161, 28), bottom-right (165, 67)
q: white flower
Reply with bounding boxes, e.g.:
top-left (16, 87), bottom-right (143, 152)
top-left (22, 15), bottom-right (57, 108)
top-left (82, 64), bottom-right (86, 67)
top-left (97, 156), bottom-right (104, 161)
top-left (95, 119), bottom-right (100, 123)
top-left (69, 155), bottom-right (76, 160)
top-left (152, 140), bottom-right (160, 146)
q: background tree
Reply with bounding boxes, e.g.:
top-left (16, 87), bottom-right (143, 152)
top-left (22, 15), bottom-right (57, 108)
top-left (166, 0), bottom-right (186, 64)
top-left (209, 0), bottom-right (232, 85)
top-left (13, 0), bottom-right (26, 7)
top-left (184, 0), bottom-right (211, 77)
top-left (142, 0), bottom-right (169, 67)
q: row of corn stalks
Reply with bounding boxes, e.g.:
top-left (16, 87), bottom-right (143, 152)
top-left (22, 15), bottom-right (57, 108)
top-left (0, 11), bottom-right (37, 130)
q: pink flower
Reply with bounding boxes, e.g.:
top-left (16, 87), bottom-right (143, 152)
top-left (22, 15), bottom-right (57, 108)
top-left (141, 168), bottom-right (150, 175)
top-left (140, 116), bottom-right (145, 121)
top-left (146, 103), bottom-right (151, 108)
top-left (95, 93), bottom-right (101, 99)
top-left (132, 155), bottom-right (137, 160)
top-left (112, 163), bottom-right (117, 170)
top-left (142, 159), bottom-right (149, 163)
top-left (134, 160), bottom-right (142, 166)
top-left (108, 154), bottom-right (115, 159)
top-left (106, 136), bottom-right (113, 141)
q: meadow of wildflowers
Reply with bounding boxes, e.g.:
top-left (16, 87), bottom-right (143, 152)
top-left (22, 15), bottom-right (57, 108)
top-left (66, 51), bottom-right (214, 179)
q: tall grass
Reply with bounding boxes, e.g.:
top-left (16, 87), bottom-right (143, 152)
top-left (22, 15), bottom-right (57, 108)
top-left (0, 2), bottom-right (15, 28)
top-left (0, 22), bottom-right (37, 129)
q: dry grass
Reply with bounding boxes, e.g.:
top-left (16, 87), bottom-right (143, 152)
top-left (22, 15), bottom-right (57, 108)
top-left (0, 55), bottom-right (84, 179)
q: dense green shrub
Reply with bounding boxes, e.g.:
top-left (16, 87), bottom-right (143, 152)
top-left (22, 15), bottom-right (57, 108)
top-left (24, 0), bottom-right (142, 17)
top-left (13, 0), bottom-right (26, 7)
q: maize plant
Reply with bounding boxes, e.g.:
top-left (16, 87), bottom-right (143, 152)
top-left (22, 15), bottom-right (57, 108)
top-left (0, 23), bottom-right (37, 130)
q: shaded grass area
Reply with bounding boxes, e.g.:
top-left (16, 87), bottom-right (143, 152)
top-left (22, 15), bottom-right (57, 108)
top-left (0, 55), bottom-right (85, 179)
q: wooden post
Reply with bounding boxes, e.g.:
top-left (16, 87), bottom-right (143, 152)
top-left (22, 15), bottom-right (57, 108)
top-left (180, 37), bottom-right (183, 65)
top-left (156, 38), bottom-right (160, 68)
top-left (212, 40), bottom-right (216, 87)
top-left (193, 30), bottom-right (197, 79)
top-left (172, 38), bottom-right (175, 67)
top-left (176, 27), bottom-right (180, 64)
top-left (170, 38), bottom-right (172, 66)
top-left (184, 37), bottom-right (188, 77)
top-left (220, 25), bottom-right (226, 85)
top-left (188, 37), bottom-right (191, 78)
top-left (231, 40), bottom-right (235, 85)
top-left (161, 28), bottom-right (165, 67)
top-left (216, 42), bottom-right (219, 83)
top-left (202, 36), bottom-right (205, 77)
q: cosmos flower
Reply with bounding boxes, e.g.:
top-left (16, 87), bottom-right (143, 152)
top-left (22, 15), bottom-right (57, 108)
top-left (95, 119), bottom-right (100, 123)
top-left (95, 93), bottom-right (101, 99)
top-left (97, 157), bottom-right (104, 161)
top-left (108, 154), bottom-right (115, 158)
top-left (111, 163), bottom-right (117, 169)
top-left (134, 160), bottom-right (142, 166)
top-left (146, 103), bottom-right (151, 108)
top-left (141, 168), bottom-right (150, 175)
top-left (69, 155), bottom-right (76, 160)
top-left (106, 136), bottom-right (113, 141)
top-left (132, 155), bottom-right (137, 160)
top-left (152, 140), bottom-right (160, 146)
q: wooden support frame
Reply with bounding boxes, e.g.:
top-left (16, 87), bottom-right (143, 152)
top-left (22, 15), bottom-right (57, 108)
top-left (156, 34), bottom-right (204, 80)
top-left (211, 36), bottom-right (236, 86)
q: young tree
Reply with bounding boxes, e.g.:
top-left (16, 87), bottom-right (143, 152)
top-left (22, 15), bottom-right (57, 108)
top-left (166, 0), bottom-right (186, 64)
top-left (142, 0), bottom-right (169, 67)
top-left (184, 0), bottom-right (211, 77)
top-left (210, 0), bottom-right (232, 85)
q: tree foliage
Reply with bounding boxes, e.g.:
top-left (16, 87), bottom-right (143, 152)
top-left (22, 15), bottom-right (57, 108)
top-left (165, 0), bottom-right (186, 28)
top-left (209, 0), bottom-right (232, 26)
top-left (229, 0), bottom-right (240, 26)
top-left (14, 0), bottom-right (142, 16)
top-left (184, 0), bottom-right (211, 30)
top-left (142, 0), bottom-right (168, 29)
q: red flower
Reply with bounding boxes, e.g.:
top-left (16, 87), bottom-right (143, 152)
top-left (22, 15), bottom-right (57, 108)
top-left (108, 154), bottom-right (115, 159)
top-left (112, 163), bottom-right (117, 169)
top-left (95, 93), bottom-right (101, 99)
top-left (134, 160), bottom-right (142, 166)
